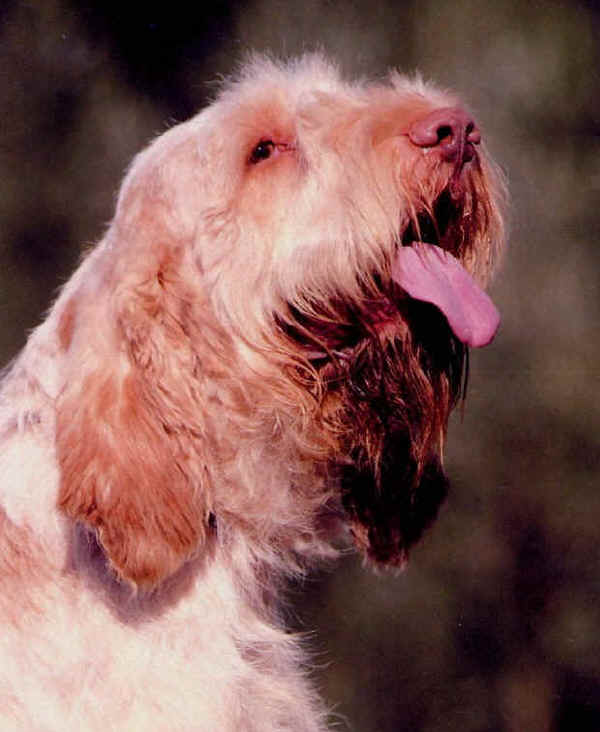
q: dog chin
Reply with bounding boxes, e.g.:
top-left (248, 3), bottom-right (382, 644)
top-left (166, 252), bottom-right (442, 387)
top-left (341, 450), bottom-right (450, 568)
top-left (308, 298), bottom-right (465, 567)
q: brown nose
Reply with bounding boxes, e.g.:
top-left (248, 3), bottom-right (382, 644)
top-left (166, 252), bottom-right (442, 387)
top-left (408, 107), bottom-right (481, 163)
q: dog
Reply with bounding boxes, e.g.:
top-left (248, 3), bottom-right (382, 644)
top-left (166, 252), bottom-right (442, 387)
top-left (0, 54), bottom-right (504, 730)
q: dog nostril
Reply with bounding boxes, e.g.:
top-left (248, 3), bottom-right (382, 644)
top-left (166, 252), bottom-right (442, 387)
top-left (466, 122), bottom-right (481, 145)
top-left (436, 125), bottom-right (453, 143)
top-left (408, 107), bottom-right (481, 162)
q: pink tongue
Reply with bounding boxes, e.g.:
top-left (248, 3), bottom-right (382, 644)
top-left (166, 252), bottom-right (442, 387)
top-left (392, 244), bottom-right (500, 347)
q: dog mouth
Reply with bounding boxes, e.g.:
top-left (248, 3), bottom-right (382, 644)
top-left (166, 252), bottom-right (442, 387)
top-left (401, 189), bottom-right (457, 250)
top-left (280, 188), bottom-right (499, 363)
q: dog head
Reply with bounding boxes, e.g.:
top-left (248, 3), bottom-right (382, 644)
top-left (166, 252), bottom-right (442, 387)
top-left (55, 55), bottom-right (504, 587)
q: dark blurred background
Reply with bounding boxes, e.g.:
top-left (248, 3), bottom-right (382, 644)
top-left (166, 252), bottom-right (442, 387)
top-left (1, 1), bottom-right (599, 729)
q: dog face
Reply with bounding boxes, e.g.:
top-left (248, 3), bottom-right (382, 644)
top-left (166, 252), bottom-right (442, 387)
top-left (56, 55), bottom-right (504, 587)
top-left (205, 56), bottom-right (504, 568)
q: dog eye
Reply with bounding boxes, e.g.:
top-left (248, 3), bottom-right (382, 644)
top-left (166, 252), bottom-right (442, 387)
top-left (249, 140), bottom-right (276, 164)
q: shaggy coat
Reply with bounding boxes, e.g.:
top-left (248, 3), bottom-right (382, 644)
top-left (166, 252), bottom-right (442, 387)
top-left (0, 55), bottom-right (503, 730)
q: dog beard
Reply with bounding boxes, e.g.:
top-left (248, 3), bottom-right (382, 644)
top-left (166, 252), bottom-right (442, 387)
top-left (322, 298), bottom-right (467, 567)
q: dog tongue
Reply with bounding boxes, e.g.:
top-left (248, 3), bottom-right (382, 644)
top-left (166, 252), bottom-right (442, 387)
top-left (392, 244), bottom-right (500, 347)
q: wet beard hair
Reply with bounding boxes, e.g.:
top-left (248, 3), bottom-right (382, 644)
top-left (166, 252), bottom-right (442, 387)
top-left (324, 299), bottom-right (467, 567)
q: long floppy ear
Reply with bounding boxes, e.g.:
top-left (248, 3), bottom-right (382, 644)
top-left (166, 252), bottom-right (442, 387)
top-left (56, 137), bottom-right (214, 589)
top-left (56, 259), bottom-right (213, 589)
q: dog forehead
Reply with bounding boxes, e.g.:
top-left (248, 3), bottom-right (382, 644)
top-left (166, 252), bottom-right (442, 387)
top-left (221, 53), bottom-right (348, 102)
top-left (204, 56), bottom-right (460, 148)
top-left (205, 55), bottom-right (351, 135)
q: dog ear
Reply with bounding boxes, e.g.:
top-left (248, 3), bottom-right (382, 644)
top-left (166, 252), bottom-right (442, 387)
top-left (56, 259), bottom-right (213, 589)
top-left (55, 138), bottom-right (215, 589)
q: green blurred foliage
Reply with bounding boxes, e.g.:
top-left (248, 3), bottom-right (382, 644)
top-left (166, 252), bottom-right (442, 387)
top-left (1, 1), bottom-right (599, 729)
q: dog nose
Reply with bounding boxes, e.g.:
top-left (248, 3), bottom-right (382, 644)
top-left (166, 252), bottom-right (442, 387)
top-left (408, 107), bottom-right (481, 163)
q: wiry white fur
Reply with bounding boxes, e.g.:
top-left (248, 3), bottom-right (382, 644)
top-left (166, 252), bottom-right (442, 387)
top-left (0, 54), bottom-right (501, 730)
